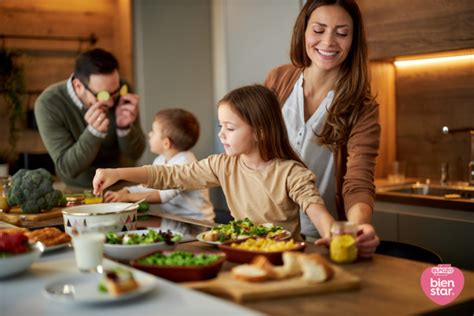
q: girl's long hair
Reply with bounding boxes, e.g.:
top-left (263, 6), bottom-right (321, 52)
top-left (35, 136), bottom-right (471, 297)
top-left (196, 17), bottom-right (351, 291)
top-left (219, 85), bottom-right (304, 165)
top-left (290, 0), bottom-right (376, 148)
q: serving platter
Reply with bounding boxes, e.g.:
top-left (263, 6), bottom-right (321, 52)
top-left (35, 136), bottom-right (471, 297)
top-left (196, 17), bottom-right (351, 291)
top-left (44, 242), bottom-right (71, 253)
top-left (185, 264), bottom-right (360, 303)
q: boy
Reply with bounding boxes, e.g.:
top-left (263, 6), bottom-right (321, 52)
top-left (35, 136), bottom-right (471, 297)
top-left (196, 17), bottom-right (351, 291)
top-left (104, 108), bottom-right (214, 234)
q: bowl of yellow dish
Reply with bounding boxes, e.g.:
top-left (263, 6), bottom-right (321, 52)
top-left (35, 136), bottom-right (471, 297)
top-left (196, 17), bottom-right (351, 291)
top-left (218, 237), bottom-right (305, 265)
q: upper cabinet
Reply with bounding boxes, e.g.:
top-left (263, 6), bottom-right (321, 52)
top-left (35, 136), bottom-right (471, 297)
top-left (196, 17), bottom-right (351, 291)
top-left (358, 0), bottom-right (474, 60)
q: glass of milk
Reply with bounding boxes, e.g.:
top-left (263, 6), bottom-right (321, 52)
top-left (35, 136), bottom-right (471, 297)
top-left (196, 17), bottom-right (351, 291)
top-left (72, 232), bottom-right (105, 273)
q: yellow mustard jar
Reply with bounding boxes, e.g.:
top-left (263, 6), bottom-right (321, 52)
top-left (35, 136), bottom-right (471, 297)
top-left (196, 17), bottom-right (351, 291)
top-left (330, 221), bottom-right (358, 263)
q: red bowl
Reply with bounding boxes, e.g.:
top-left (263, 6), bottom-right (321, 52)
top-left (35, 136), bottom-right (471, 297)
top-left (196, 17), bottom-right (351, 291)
top-left (130, 250), bottom-right (226, 282)
top-left (218, 238), bottom-right (306, 265)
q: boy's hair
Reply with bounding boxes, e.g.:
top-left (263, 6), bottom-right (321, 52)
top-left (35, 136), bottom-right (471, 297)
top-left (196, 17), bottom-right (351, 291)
top-left (74, 48), bottom-right (119, 84)
top-left (219, 84), bottom-right (304, 165)
top-left (154, 108), bottom-right (200, 151)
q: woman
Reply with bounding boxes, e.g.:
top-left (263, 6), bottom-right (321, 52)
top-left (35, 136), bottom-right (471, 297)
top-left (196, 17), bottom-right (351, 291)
top-left (265, 0), bottom-right (379, 257)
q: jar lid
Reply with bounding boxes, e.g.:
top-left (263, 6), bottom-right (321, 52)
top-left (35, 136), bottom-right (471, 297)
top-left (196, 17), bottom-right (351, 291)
top-left (330, 221), bottom-right (357, 236)
top-left (66, 196), bottom-right (85, 202)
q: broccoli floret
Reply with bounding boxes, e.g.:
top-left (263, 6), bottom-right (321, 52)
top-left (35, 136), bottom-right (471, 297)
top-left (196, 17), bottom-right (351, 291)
top-left (7, 168), bottom-right (62, 214)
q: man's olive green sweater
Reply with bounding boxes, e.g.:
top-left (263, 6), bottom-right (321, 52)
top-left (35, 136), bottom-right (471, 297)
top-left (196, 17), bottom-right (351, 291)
top-left (34, 80), bottom-right (146, 188)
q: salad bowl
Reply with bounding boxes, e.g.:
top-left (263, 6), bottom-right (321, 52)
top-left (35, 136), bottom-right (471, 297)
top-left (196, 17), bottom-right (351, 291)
top-left (103, 229), bottom-right (182, 261)
top-left (0, 242), bottom-right (44, 278)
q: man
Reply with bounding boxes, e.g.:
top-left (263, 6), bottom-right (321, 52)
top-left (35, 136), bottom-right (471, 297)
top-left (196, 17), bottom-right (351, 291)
top-left (35, 48), bottom-right (146, 189)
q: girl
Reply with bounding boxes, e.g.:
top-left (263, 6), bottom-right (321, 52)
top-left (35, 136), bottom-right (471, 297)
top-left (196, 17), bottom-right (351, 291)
top-left (93, 85), bottom-right (335, 238)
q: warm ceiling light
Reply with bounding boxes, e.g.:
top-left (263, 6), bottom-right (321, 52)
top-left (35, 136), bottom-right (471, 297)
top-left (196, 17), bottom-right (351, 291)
top-left (394, 54), bottom-right (474, 67)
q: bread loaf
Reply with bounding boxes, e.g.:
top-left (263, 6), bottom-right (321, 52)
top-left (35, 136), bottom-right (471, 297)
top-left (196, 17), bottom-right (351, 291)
top-left (298, 253), bottom-right (334, 283)
top-left (231, 264), bottom-right (269, 282)
top-left (250, 255), bottom-right (278, 279)
top-left (281, 252), bottom-right (303, 277)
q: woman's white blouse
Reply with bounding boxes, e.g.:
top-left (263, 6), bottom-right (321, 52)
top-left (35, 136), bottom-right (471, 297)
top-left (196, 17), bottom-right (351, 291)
top-left (282, 73), bottom-right (337, 238)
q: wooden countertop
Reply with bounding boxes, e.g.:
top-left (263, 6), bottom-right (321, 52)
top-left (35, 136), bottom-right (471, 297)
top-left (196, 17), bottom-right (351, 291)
top-left (176, 241), bottom-right (474, 315)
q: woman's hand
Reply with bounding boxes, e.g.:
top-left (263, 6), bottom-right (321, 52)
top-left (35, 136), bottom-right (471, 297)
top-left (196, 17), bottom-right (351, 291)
top-left (356, 223), bottom-right (380, 258)
top-left (314, 223), bottom-right (380, 258)
top-left (93, 168), bottom-right (120, 195)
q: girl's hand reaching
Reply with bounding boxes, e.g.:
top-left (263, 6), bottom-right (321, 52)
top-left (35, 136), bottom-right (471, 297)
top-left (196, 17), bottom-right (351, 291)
top-left (93, 168), bottom-right (120, 195)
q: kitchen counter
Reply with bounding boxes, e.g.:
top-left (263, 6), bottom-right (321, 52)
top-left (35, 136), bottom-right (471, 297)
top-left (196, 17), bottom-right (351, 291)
top-left (375, 178), bottom-right (474, 211)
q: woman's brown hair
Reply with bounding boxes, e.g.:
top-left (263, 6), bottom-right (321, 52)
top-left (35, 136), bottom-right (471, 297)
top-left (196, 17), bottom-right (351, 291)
top-left (219, 85), bottom-right (304, 165)
top-left (290, 0), bottom-right (376, 148)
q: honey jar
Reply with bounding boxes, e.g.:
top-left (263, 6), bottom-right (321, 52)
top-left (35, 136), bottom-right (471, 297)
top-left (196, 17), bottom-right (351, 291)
top-left (0, 176), bottom-right (11, 212)
top-left (329, 221), bottom-right (358, 263)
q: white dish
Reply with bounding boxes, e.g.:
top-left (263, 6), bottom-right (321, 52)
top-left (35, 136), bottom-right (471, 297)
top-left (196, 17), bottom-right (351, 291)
top-left (196, 232), bottom-right (230, 245)
top-left (44, 242), bottom-right (71, 253)
top-left (103, 229), bottom-right (181, 261)
top-left (62, 202), bottom-right (138, 236)
top-left (0, 242), bottom-right (44, 278)
top-left (43, 269), bottom-right (157, 304)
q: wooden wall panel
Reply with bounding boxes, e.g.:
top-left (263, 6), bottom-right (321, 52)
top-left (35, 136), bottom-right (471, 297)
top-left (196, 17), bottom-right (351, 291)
top-left (395, 58), bottom-right (474, 182)
top-left (358, 0), bottom-right (474, 60)
top-left (0, 0), bottom-right (132, 159)
top-left (370, 62), bottom-right (397, 178)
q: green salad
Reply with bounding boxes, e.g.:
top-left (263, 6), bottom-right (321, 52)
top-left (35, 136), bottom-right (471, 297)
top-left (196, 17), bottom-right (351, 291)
top-left (204, 218), bottom-right (286, 242)
top-left (138, 251), bottom-right (222, 266)
top-left (106, 229), bottom-right (182, 246)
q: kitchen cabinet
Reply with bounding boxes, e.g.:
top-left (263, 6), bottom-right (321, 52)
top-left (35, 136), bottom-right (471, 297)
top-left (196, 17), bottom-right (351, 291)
top-left (358, 0), bottom-right (474, 60)
top-left (373, 201), bottom-right (474, 270)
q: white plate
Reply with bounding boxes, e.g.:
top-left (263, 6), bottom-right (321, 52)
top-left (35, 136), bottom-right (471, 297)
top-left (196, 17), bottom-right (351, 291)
top-left (44, 242), bottom-right (71, 253)
top-left (196, 229), bottom-right (291, 246)
top-left (43, 269), bottom-right (157, 304)
top-left (104, 229), bottom-right (181, 261)
top-left (195, 232), bottom-right (226, 245)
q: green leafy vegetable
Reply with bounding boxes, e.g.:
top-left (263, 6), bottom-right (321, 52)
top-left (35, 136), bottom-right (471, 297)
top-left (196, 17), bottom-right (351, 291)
top-left (137, 201), bottom-right (149, 213)
top-left (6, 168), bottom-right (62, 213)
top-left (209, 218), bottom-right (285, 242)
top-left (138, 251), bottom-right (222, 266)
top-left (105, 229), bottom-right (182, 246)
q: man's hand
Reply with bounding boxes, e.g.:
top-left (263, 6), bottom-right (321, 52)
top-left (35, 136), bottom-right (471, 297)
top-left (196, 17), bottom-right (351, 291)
top-left (115, 93), bottom-right (139, 128)
top-left (93, 168), bottom-right (120, 195)
top-left (84, 102), bottom-right (109, 133)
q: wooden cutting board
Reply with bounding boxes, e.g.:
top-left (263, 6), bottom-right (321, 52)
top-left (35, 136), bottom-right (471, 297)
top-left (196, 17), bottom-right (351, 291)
top-left (0, 207), bottom-right (63, 226)
top-left (184, 264), bottom-right (360, 302)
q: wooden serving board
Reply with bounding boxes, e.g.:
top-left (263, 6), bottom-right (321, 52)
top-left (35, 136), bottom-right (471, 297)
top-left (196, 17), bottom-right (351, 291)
top-left (0, 207), bottom-right (63, 227)
top-left (184, 264), bottom-right (360, 302)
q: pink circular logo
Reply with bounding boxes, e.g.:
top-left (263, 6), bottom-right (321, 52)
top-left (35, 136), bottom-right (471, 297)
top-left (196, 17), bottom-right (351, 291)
top-left (420, 264), bottom-right (464, 305)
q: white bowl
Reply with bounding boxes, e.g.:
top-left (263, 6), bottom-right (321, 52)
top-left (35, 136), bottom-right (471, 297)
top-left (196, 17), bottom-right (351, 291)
top-left (104, 229), bottom-right (181, 261)
top-left (62, 203), bottom-right (138, 236)
top-left (0, 242), bottom-right (44, 278)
